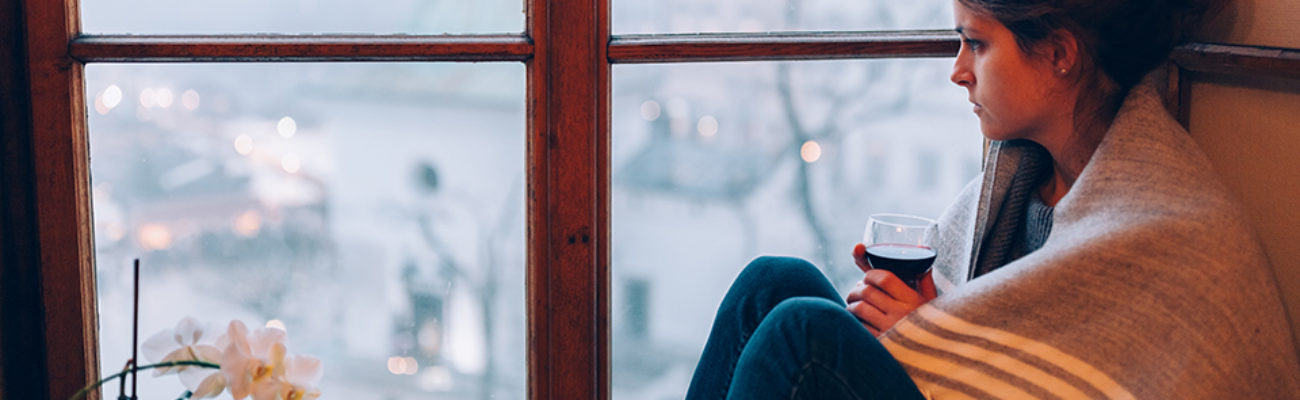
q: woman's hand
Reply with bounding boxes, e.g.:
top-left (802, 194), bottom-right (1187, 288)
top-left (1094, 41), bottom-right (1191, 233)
top-left (847, 243), bottom-right (938, 336)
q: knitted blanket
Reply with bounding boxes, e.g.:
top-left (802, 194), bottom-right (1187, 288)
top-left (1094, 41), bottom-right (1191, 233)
top-left (877, 72), bottom-right (1300, 399)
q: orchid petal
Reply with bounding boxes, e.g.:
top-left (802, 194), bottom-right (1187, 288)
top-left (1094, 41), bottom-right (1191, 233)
top-left (251, 380), bottom-right (284, 400)
top-left (153, 347), bottom-right (195, 376)
top-left (179, 366), bottom-right (221, 392)
top-left (284, 355), bottom-right (323, 387)
top-left (269, 343), bottom-right (287, 380)
top-left (193, 344), bottom-right (223, 363)
top-left (196, 321), bottom-right (223, 345)
top-left (297, 388), bottom-right (322, 400)
top-left (248, 327), bottom-right (287, 357)
top-left (226, 320), bottom-right (251, 356)
top-left (174, 316), bottom-right (203, 346)
top-left (214, 331), bottom-right (232, 351)
top-left (222, 349), bottom-right (254, 399)
top-left (190, 373), bottom-right (227, 399)
top-left (141, 329), bottom-right (178, 365)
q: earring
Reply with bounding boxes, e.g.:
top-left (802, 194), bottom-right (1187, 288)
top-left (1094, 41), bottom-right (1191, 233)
top-left (1058, 67), bottom-right (1068, 75)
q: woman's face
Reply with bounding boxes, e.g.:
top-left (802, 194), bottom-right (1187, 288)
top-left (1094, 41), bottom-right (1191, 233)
top-left (951, 1), bottom-right (1070, 142)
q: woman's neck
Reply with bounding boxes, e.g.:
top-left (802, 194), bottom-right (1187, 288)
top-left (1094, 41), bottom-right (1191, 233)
top-left (1036, 100), bottom-right (1117, 206)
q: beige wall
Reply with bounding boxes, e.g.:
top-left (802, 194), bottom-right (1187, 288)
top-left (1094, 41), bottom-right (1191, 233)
top-left (1196, 0), bottom-right (1300, 49)
top-left (1186, 0), bottom-right (1300, 352)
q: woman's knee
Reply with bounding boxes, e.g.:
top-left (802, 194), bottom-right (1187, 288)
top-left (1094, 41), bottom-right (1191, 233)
top-left (732, 256), bottom-right (840, 305)
top-left (768, 297), bottom-right (857, 329)
top-left (739, 256), bottom-right (825, 290)
top-left (749, 298), bottom-right (866, 352)
top-left (717, 256), bottom-right (841, 323)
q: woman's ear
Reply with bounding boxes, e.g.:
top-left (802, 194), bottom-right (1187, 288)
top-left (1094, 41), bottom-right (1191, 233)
top-left (1042, 29), bottom-right (1080, 76)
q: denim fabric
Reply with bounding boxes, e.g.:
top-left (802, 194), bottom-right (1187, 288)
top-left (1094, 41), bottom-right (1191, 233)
top-left (685, 256), bottom-right (925, 400)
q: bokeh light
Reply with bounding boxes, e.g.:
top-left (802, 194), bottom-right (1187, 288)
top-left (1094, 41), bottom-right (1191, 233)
top-left (697, 115), bottom-right (718, 137)
top-left (277, 116), bottom-right (297, 138)
top-left (102, 85), bottom-right (122, 109)
top-left (155, 88), bottom-right (174, 108)
top-left (801, 140), bottom-right (822, 163)
top-left (137, 223), bottom-right (172, 250)
top-left (281, 153), bottom-right (301, 173)
top-left (181, 89), bottom-right (200, 110)
top-left (234, 210), bottom-right (262, 237)
top-left (640, 100), bottom-right (661, 121)
top-left (233, 134), bottom-right (254, 155)
top-left (138, 88), bottom-right (156, 108)
top-left (265, 319), bottom-right (286, 331)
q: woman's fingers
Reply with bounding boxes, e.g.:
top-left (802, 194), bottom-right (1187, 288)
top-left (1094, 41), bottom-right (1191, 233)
top-left (863, 269), bottom-right (923, 305)
top-left (848, 263), bottom-right (939, 334)
top-left (847, 301), bottom-right (891, 335)
top-left (852, 243), bottom-right (872, 273)
top-left (862, 322), bottom-right (881, 336)
top-left (846, 281), bottom-right (867, 304)
top-left (919, 271), bottom-right (938, 301)
top-left (850, 281), bottom-right (909, 315)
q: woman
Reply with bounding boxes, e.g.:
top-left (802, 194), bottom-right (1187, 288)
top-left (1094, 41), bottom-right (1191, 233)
top-left (685, 0), bottom-right (1300, 398)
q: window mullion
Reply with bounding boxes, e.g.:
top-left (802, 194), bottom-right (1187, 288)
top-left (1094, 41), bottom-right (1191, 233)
top-left (609, 30), bottom-right (959, 63)
top-left (68, 34), bottom-right (534, 62)
top-left (526, 0), bottom-right (610, 398)
top-left (22, 0), bottom-right (98, 398)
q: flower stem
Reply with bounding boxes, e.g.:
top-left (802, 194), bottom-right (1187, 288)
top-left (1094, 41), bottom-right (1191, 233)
top-left (68, 360), bottom-right (220, 400)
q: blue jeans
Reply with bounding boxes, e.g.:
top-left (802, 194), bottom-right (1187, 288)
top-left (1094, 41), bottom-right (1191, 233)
top-left (685, 256), bottom-right (925, 400)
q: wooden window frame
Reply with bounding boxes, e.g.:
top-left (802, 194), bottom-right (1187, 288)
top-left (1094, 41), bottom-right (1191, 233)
top-left (3, 0), bottom-right (1299, 398)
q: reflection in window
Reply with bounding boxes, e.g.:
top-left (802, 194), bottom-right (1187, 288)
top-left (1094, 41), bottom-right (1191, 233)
top-left (87, 63), bottom-right (526, 399)
top-left (612, 59), bottom-right (982, 398)
top-left (81, 0), bottom-right (523, 34)
top-left (614, 0), bottom-right (954, 34)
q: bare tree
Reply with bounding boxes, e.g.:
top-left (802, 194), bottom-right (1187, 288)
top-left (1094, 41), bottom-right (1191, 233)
top-left (776, 0), bottom-right (913, 282)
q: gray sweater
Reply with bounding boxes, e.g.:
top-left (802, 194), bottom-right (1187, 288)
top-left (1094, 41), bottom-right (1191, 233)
top-left (878, 71), bottom-right (1300, 399)
top-left (975, 141), bottom-right (1054, 279)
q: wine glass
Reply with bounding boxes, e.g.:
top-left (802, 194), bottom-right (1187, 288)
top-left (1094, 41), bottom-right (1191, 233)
top-left (862, 213), bottom-right (938, 289)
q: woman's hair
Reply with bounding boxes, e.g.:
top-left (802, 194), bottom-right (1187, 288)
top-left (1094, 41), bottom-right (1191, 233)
top-left (957, 0), bottom-right (1221, 94)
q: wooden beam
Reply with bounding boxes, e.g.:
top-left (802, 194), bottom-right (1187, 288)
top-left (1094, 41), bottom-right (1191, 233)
top-left (70, 34), bottom-right (534, 62)
top-left (1, 0), bottom-right (48, 395)
top-left (22, 0), bottom-right (98, 398)
top-left (609, 30), bottom-right (959, 63)
top-left (1172, 42), bottom-right (1300, 81)
top-left (526, 0), bottom-right (610, 397)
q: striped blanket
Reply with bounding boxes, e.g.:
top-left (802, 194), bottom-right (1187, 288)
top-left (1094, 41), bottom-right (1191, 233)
top-left (877, 72), bottom-right (1300, 398)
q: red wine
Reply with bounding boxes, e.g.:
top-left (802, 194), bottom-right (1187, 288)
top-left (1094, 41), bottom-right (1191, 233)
top-left (865, 244), bottom-right (936, 282)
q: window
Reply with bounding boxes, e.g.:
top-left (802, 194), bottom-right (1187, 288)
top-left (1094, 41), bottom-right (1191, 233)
top-left (5, 0), bottom-right (1293, 399)
top-left (610, 58), bottom-right (981, 396)
top-left (87, 63), bottom-right (527, 398)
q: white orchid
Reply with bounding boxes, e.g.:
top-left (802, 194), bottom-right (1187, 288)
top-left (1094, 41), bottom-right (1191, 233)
top-left (275, 354), bottom-right (323, 400)
top-left (140, 317), bottom-right (227, 398)
top-left (220, 320), bottom-right (292, 400)
top-left (73, 318), bottom-right (324, 400)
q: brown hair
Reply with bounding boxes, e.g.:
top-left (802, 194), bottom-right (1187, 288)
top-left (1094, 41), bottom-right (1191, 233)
top-left (957, 0), bottom-right (1220, 99)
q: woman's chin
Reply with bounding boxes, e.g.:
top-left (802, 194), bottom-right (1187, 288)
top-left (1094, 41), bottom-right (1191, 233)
top-left (977, 122), bottom-right (1027, 142)
top-left (978, 126), bottom-right (1010, 141)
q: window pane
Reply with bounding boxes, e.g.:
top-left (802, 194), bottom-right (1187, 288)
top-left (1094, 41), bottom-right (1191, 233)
top-left (87, 63), bottom-right (526, 399)
top-left (614, 0), bottom-right (953, 34)
top-left (81, 0), bottom-right (522, 34)
top-left (611, 59), bottom-right (982, 397)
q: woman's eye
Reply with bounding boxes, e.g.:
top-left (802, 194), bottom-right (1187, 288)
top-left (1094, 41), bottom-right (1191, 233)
top-left (963, 39), bottom-right (982, 51)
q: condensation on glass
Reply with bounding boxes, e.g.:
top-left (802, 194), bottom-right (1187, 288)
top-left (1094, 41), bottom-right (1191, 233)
top-left (610, 58), bottom-right (983, 397)
top-left (80, 0), bottom-right (523, 34)
top-left (85, 63), bottom-right (526, 399)
top-left (614, 0), bottom-right (954, 34)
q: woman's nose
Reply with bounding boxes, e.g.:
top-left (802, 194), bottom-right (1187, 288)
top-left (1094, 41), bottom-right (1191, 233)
top-left (951, 63), bottom-right (972, 87)
top-left (951, 58), bottom-right (973, 87)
